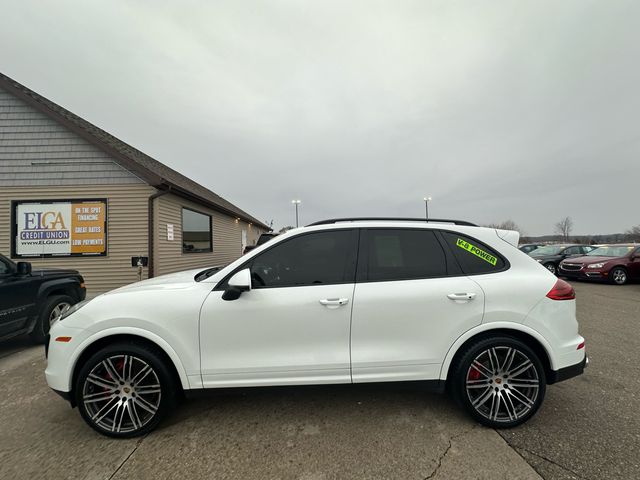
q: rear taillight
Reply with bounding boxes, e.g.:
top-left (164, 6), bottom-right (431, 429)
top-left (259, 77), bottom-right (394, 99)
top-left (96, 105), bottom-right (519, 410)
top-left (546, 279), bottom-right (575, 300)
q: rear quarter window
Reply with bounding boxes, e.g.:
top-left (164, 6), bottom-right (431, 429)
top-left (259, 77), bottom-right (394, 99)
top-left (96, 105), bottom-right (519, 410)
top-left (441, 231), bottom-right (506, 274)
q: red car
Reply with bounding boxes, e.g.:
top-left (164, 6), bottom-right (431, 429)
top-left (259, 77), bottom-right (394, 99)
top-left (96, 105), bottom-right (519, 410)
top-left (558, 244), bottom-right (640, 285)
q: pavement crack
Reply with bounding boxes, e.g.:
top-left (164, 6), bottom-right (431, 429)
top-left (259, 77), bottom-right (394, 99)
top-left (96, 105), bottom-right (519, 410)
top-left (424, 425), bottom-right (477, 480)
top-left (107, 434), bottom-right (147, 480)
top-left (498, 434), bottom-right (588, 480)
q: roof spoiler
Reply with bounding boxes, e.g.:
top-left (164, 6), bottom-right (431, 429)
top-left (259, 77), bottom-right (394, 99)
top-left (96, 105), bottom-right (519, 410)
top-left (496, 229), bottom-right (520, 247)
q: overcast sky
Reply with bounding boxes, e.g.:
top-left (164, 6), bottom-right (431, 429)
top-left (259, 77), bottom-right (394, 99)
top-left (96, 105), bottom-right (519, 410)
top-left (2, 1), bottom-right (638, 235)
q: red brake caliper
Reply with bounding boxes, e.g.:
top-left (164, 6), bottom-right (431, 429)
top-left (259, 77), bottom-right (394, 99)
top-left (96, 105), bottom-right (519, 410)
top-left (102, 358), bottom-right (124, 392)
top-left (468, 367), bottom-right (482, 381)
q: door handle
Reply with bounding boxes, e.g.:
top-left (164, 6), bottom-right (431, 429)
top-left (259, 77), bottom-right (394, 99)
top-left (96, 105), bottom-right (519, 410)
top-left (447, 293), bottom-right (476, 301)
top-left (319, 298), bottom-right (349, 308)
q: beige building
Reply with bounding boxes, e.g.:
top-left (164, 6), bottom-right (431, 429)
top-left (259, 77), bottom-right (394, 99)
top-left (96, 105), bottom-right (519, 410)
top-left (0, 73), bottom-right (269, 295)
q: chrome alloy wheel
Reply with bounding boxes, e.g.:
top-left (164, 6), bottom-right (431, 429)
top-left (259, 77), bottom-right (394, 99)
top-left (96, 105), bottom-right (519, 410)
top-left (82, 355), bottom-right (162, 434)
top-left (465, 347), bottom-right (540, 423)
top-left (612, 268), bottom-right (627, 285)
top-left (49, 302), bottom-right (71, 326)
top-left (545, 263), bottom-right (556, 274)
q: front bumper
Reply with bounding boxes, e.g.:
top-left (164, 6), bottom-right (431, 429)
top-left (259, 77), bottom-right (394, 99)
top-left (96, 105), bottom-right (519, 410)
top-left (548, 354), bottom-right (588, 384)
top-left (45, 323), bottom-right (88, 393)
top-left (559, 265), bottom-right (608, 281)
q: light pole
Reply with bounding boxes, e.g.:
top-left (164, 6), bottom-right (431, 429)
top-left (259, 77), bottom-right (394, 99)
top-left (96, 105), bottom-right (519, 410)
top-left (291, 199), bottom-right (301, 227)
top-left (423, 196), bottom-right (432, 220)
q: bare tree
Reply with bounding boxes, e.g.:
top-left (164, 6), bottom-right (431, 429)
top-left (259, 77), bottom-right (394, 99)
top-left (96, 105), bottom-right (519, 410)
top-left (278, 226), bottom-right (294, 234)
top-left (554, 217), bottom-right (574, 241)
top-left (485, 219), bottom-right (522, 233)
top-left (626, 225), bottom-right (640, 241)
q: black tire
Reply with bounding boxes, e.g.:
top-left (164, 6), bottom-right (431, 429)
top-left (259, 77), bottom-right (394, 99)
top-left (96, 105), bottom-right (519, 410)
top-left (544, 263), bottom-right (557, 275)
top-left (451, 336), bottom-right (546, 429)
top-left (75, 342), bottom-right (178, 438)
top-left (30, 294), bottom-right (75, 343)
top-left (609, 267), bottom-right (628, 285)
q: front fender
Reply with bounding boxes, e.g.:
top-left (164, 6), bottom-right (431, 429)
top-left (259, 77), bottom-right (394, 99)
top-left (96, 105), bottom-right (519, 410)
top-left (37, 277), bottom-right (82, 303)
top-left (67, 327), bottom-right (197, 391)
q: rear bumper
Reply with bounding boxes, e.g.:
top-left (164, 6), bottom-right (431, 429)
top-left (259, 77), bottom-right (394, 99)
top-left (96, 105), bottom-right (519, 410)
top-left (548, 355), bottom-right (588, 384)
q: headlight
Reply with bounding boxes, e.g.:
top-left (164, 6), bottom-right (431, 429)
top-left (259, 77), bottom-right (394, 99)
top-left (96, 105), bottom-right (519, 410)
top-left (58, 299), bottom-right (90, 321)
top-left (587, 263), bottom-right (605, 269)
top-left (536, 259), bottom-right (543, 263)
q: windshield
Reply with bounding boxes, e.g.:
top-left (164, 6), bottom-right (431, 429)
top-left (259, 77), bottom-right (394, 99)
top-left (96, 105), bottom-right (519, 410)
top-left (587, 246), bottom-right (634, 257)
top-left (531, 246), bottom-right (563, 255)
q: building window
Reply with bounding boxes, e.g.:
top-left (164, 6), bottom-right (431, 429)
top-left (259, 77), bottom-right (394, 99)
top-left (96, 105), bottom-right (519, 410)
top-left (182, 208), bottom-right (212, 253)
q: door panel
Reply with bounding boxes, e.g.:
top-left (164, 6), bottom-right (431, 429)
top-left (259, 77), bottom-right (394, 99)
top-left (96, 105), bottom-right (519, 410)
top-left (350, 228), bottom-right (485, 383)
top-left (200, 284), bottom-right (354, 386)
top-left (629, 249), bottom-right (640, 278)
top-left (350, 276), bottom-right (484, 382)
top-left (0, 262), bottom-right (36, 337)
top-left (199, 229), bottom-right (358, 388)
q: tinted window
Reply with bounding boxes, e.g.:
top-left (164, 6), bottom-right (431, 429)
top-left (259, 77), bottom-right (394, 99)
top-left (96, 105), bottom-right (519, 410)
top-left (564, 247), bottom-right (581, 255)
top-left (363, 229), bottom-right (447, 281)
top-left (0, 258), bottom-right (10, 275)
top-left (182, 208), bottom-right (212, 253)
top-left (250, 230), bottom-right (356, 288)
top-left (442, 232), bottom-right (505, 274)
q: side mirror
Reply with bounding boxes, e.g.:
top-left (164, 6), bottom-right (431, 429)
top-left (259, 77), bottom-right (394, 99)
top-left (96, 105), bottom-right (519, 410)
top-left (16, 261), bottom-right (32, 276)
top-left (222, 268), bottom-right (251, 301)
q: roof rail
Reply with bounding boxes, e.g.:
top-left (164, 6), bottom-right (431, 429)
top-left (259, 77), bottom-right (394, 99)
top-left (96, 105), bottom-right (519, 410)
top-left (307, 217), bottom-right (478, 227)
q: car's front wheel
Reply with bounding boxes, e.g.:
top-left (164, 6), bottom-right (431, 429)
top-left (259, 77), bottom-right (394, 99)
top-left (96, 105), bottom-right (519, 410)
top-left (75, 342), bottom-right (177, 438)
top-left (451, 337), bottom-right (546, 428)
top-left (544, 263), bottom-right (557, 275)
top-left (30, 294), bottom-right (75, 343)
top-left (610, 267), bottom-right (628, 285)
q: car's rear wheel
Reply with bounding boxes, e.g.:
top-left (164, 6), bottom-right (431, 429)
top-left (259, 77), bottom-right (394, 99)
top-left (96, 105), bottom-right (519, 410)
top-left (544, 263), bottom-right (557, 275)
top-left (610, 267), bottom-right (628, 285)
top-left (75, 342), bottom-right (177, 438)
top-left (451, 337), bottom-right (546, 428)
top-left (30, 294), bottom-right (75, 343)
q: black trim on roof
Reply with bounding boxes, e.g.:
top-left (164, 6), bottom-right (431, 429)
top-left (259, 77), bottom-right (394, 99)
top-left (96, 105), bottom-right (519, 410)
top-left (308, 217), bottom-right (477, 227)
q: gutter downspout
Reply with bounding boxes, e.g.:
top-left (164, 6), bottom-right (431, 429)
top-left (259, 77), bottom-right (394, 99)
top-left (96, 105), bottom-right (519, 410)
top-left (148, 186), bottom-right (171, 278)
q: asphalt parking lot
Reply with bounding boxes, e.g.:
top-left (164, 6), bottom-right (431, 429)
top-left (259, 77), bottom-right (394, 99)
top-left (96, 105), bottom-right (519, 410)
top-left (1, 281), bottom-right (638, 480)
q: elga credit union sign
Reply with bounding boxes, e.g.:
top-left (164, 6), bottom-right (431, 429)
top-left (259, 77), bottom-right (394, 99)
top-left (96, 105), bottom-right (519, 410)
top-left (12, 200), bottom-right (107, 257)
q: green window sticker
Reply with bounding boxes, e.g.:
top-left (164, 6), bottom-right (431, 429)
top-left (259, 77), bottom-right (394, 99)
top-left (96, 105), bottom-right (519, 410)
top-left (456, 238), bottom-right (497, 266)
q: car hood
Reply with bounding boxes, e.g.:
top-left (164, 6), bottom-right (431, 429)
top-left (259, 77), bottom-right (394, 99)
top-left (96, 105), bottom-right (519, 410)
top-left (530, 254), bottom-right (561, 261)
top-left (31, 268), bottom-right (80, 277)
top-left (102, 268), bottom-right (205, 295)
top-left (561, 255), bottom-right (617, 264)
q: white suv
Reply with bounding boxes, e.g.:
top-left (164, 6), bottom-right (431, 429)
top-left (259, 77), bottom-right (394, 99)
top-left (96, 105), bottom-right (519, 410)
top-left (45, 218), bottom-right (587, 437)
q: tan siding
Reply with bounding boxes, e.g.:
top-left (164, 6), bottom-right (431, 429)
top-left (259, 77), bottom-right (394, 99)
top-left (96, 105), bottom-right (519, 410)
top-left (0, 87), bottom-right (144, 186)
top-left (153, 193), bottom-right (267, 276)
top-left (0, 184), bottom-right (155, 296)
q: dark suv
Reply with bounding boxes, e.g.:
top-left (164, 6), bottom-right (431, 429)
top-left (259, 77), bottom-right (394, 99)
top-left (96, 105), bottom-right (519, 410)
top-left (0, 254), bottom-right (86, 343)
top-left (559, 244), bottom-right (640, 285)
top-left (529, 244), bottom-right (595, 275)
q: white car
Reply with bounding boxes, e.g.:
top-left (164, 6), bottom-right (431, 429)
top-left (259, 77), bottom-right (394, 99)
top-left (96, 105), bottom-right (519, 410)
top-left (45, 218), bottom-right (587, 437)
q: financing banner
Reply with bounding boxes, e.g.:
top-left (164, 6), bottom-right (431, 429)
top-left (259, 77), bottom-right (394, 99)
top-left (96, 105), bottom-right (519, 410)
top-left (13, 200), bottom-right (107, 257)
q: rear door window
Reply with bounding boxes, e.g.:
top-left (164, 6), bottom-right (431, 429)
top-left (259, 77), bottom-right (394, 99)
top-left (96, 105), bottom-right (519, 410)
top-left (441, 232), bottom-right (506, 274)
top-left (360, 229), bottom-right (448, 281)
